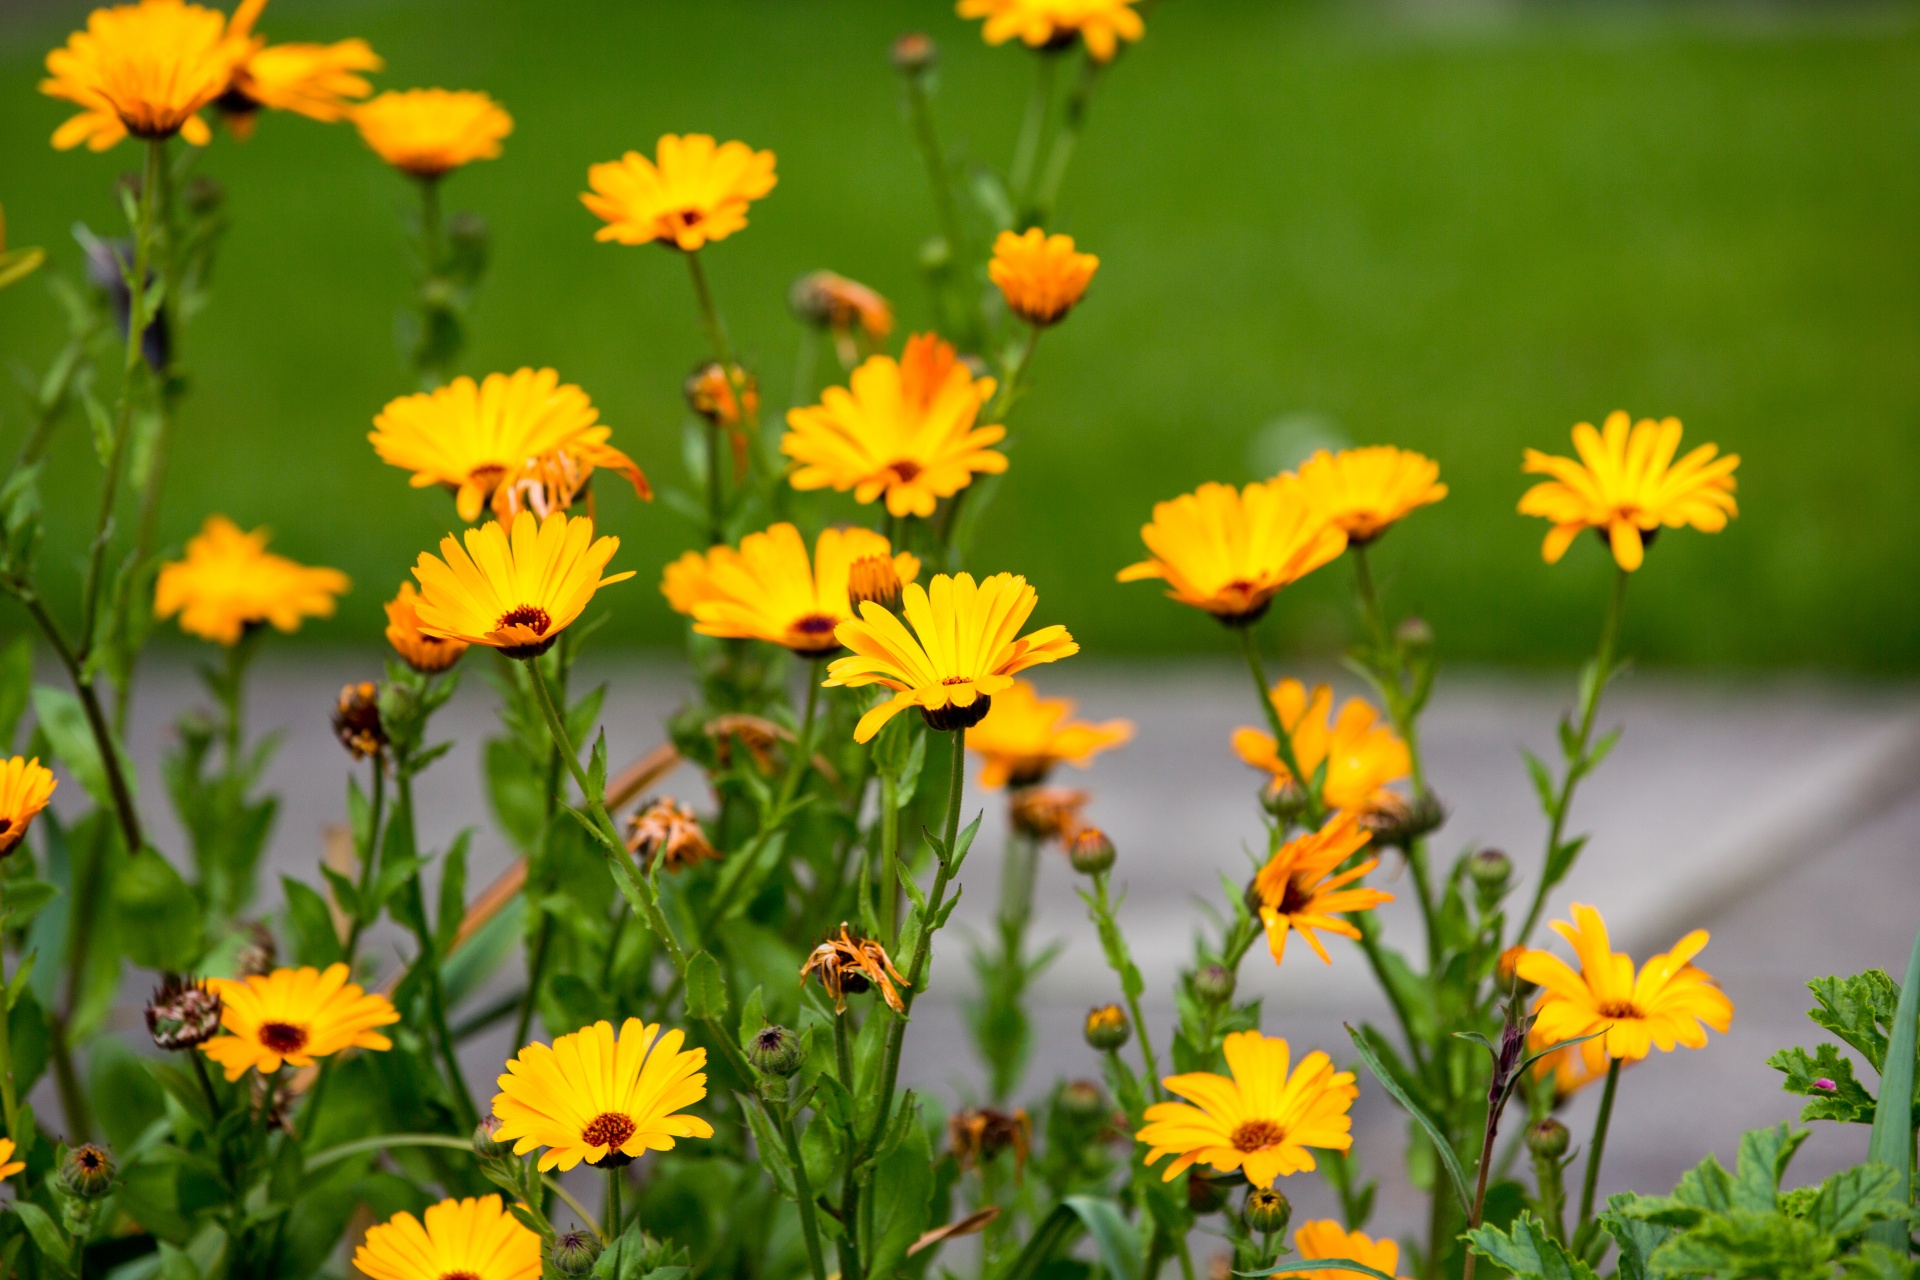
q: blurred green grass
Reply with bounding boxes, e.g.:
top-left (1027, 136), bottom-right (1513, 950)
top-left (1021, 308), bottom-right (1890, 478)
top-left (2, 0), bottom-right (1916, 668)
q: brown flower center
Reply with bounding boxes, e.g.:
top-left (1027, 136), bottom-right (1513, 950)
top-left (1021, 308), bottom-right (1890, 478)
top-left (1231, 1119), bottom-right (1287, 1152)
top-left (887, 459), bottom-right (923, 483)
top-left (259, 1021), bottom-right (307, 1054)
top-left (676, 207), bottom-right (706, 227)
top-left (1598, 1000), bottom-right (1640, 1019)
top-left (497, 605), bottom-right (552, 635)
top-left (1278, 876), bottom-right (1313, 915)
top-left (583, 1111), bottom-right (637, 1151)
top-left (441, 1273), bottom-right (481, 1280)
top-left (467, 463), bottom-right (508, 490)
top-left (0, 818), bottom-right (11, 837)
top-left (941, 676), bottom-right (971, 686)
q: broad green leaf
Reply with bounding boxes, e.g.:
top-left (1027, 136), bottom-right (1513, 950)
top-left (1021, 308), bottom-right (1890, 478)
top-left (865, 1094), bottom-right (934, 1280)
top-left (1672, 1152), bottom-right (1736, 1214)
top-left (0, 879), bottom-right (58, 930)
top-left (10, 1200), bottom-right (73, 1272)
top-left (282, 875), bottom-right (344, 968)
top-left (1808, 970), bottom-right (1899, 1072)
top-left (1062, 1196), bottom-right (1142, 1280)
top-left (1732, 1123), bottom-right (1805, 1211)
top-left (1602, 1197), bottom-right (1674, 1280)
top-left (0, 635), bottom-right (31, 748)
top-left (113, 848), bottom-right (203, 971)
top-left (1767, 1045), bottom-right (1877, 1124)
top-left (685, 950), bottom-right (728, 1020)
top-left (1464, 1212), bottom-right (1599, 1280)
top-left (31, 683), bottom-right (133, 814)
top-left (1805, 1162), bottom-right (1903, 1237)
top-left (1346, 1022), bottom-right (1472, 1212)
top-left (434, 830), bottom-right (471, 955)
top-left (1865, 922), bottom-right (1920, 1252)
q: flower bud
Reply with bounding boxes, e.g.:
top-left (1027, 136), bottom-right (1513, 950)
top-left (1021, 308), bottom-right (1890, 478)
top-left (472, 1115), bottom-right (515, 1161)
top-left (1243, 1187), bottom-right (1290, 1235)
top-left (1084, 1003), bottom-right (1130, 1051)
top-left (1057, 1079), bottom-right (1107, 1121)
top-left (1358, 789), bottom-right (1446, 848)
top-left (551, 1229), bottom-right (603, 1277)
top-left (684, 360), bottom-right (755, 428)
top-left (236, 921), bottom-right (276, 978)
top-left (1009, 786), bottom-right (1088, 843)
top-left (848, 555), bottom-right (903, 613)
top-left (1469, 848), bottom-right (1512, 906)
top-left (331, 681), bottom-right (386, 760)
top-left (891, 32), bottom-right (937, 73)
top-left (61, 1144), bottom-right (114, 1199)
top-left (1067, 827), bottom-right (1115, 875)
top-left (183, 175), bottom-right (224, 218)
top-left (748, 1025), bottom-right (805, 1077)
top-left (1261, 780), bottom-right (1313, 823)
top-left (1395, 615), bottom-right (1434, 652)
top-left (1193, 963), bottom-right (1236, 1006)
top-left (144, 975), bottom-right (222, 1051)
top-left (1526, 1118), bottom-right (1570, 1160)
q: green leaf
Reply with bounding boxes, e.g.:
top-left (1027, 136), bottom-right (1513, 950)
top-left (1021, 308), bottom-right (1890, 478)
top-left (1865, 921), bottom-right (1920, 1252)
top-left (0, 635), bottom-right (32, 748)
top-left (10, 1200), bottom-right (73, 1273)
top-left (685, 950), bottom-right (728, 1020)
top-left (31, 684), bottom-right (132, 814)
top-left (948, 812), bottom-right (983, 870)
top-left (434, 830), bottom-right (471, 955)
top-left (736, 986), bottom-right (766, 1050)
top-left (484, 737), bottom-right (545, 853)
top-left (1767, 1045), bottom-right (1878, 1124)
top-left (1345, 1022), bottom-right (1472, 1211)
top-left (1062, 1196), bottom-right (1142, 1280)
top-left (1464, 1212), bottom-right (1599, 1280)
top-left (741, 1099), bottom-right (797, 1200)
top-left (1602, 1197), bottom-right (1674, 1280)
top-left (1732, 1123), bottom-right (1805, 1211)
top-left (113, 849), bottom-right (203, 971)
top-left (282, 875), bottom-right (345, 968)
top-left (865, 1094), bottom-right (934, 1280)
top-left (1805, 1162), bottom-right (1903, 1237)
top-left (1808, 970), bottom-right (1900, 1073)
top-left (1671, 1153), bottom-right (1736, 1214)
top-left (1, 879), bottom-right (59, 930)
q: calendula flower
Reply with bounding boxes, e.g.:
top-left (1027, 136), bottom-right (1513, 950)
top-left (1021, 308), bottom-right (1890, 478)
top-left (200, 963), bottom-right (398, 1081)
top-left (684, 361), bottom-right (758, 429)
top-left (1138, 1030), bottom-right (1357, 1188)
top-left (1118, 479), bottom-right (1345, 625)
top-left (626, 798), bottom-right (720, 872)
top-left (1294, 1222), bottom-right (1407, 1280)
top-left (989, 228), bottom-right (1099, 327)
top-left (825, 572), bottom-right (1078, 742)
top-left (802, 924), bottom-right (908, 1013)
top-left (42, 0), bottom-right (252, 151)
top-left (491, 1018), bottom-right (713, 1173)
top-left (582, 134), bottom-right (777, 251)
top-left (1231, 680), bottom-right (1409, 814)
top-left (217, 0), bottom-right (379, 136)
top-left (1516, 903), bottom-right (1733, 1075)
top-left (1291, 447), bottom-right (1447, 544)
top-left (0, 757), bottom-right (58, 858)
top-left (352, 1195), bottom-right (540, 1280)
top-left (966, 680), bottom-right (1132, 789)
top-left (410, 511), bottom-right (634, 660)
top-left (371, 368), bottom-right (646, 523)
top-left (847, 554), bottom-right (906, 612)
top-left (154, 515), bottom-right (349, 645)
top-left (1528, 1038), bottom-right (1612, 1104)
top-left (957, 0), bottom-right (1145, 62)
top-left (1252, 811), bottom-right (1393, 966)
top-left (490, 444), bottom-right (652, 523)
top-left (1519, 412), bottom-right (1739, 572)
top-left (354, 88), bottom-right (511, 179)
top-left (790, 270), bottom-right (894, 362)
top-left (384, 581), bottom-right (467, 674)
top-left (0, 1138), bottom-right (23, 1181)
top-left (783, 334), bottom-right (1007, 519)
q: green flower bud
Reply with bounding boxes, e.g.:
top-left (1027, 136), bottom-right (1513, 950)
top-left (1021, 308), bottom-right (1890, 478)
top-left (1084, 1003), bottom-right (1131, 1051)
top-left (1068, 827), bottom-right (1115, 875)
top-left (1526, 1118), bottom-right (1570, 1160)
top-left (1243, 1187), bottom-right (1291, 1236)
top-left (62, 1144), bottom-right (114, 1199)
top-left (1193, 964), bottom-right (1236, 1006)
top-left (551, 1228), bottom-right (603, 1276)
top-left (748, 1025), bottom-right (804, 1077)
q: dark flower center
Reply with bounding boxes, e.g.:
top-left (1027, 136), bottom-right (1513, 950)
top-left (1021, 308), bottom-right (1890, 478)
top-left (441, 1273), bottom-right (481, 1280)
top-left (888, 459), bottom-right (923, 483)
top-left (677, 207), bottom-right (705, 226)
top-left (583, 1111), bottom-right (637, 1151)
top-left (0, 819), bottom-right (11, 836)
top-left (497, 605), bottom-right (552, 635)
top-left (1231, 1119), bottom-right (1287, 1152)
top-left (1278, 876), bottom-right (1313, 915)
top-left (1597, 1000), bottom-right (1640, 1019)
top-left (792, 613), bottom-right (838, 635)
top-left (941, 676), bottom-right (970, 686)
top-left (468, 463), bottom-right (508, 489)
top-left (259, 1021), bottom-right (307, 1054)
top-left (77, 1149), bottom-right (104, 1170)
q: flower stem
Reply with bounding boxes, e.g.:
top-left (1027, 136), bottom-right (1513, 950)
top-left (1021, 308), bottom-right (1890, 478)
top-left (770, 1096), bottom-right (830, 1280)
top-left (902, 54), bottom-right (967, 264)
top-left (1089, 869), bottom-right (1163, 1097)
top-left (394, 771), bottom-right (480, 1130)
top-left (1030, 54), bottom-right (1102, 223)
top-left (603, 1164), bottom-right (623, 1241)
top-left (0, 914), bottom-right (19, 1142)
top-left (684, 251), bottom-right (739, 544)
top-left (342, 759), bottom-right (386, 964)
top-left (1235, 622), bottom-right (1324, 828)
top-left (1576, 1057), bottom-right (1623, 1231)
top-left (1009, 52), bottom-right (1058, 213)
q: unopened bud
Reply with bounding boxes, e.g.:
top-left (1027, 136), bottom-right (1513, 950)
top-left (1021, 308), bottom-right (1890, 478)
top-left (1358, 789), bottom-right (1446, 848)
top-left (891, 32), bottom-right (937, 73)
top-left (1469, 848), bottom-right (1512, 905)
top-left (235, 921), bottom-right (276, 978)
top-left (331, 681), bottom-right (386, 760)
top-left (1395, 615), bottom-right (1434, 652)
top-left (1811, 1077), bottom-right (1838, 1093)
top-left (1243, 1187), bottom-right (1290, 1235)
top-left (472, 1115), bottom-right (515, 1160)
top-left (1067, 827), bottom-right (1115, 875)
top-left (1057, 1079), bottom-right (1107, 1121)
top-left (1084, 1003), bottom-right (1130, 1051)
top-left (1193, 964), bottom-right (1236, 1006)
top-left (1526, 1118), bottom-right (1570, 1160)
top-left (551, 1229), bottom-right (603, 1276)
top-left (61, 1144), bottom-right (114, 1199)
top-left (1261, 779), bottom-right (1313, 822)
top-left (848, 555), bottom-right (903, 613)
top-left (748, 1025), bottom-right (804, 1077)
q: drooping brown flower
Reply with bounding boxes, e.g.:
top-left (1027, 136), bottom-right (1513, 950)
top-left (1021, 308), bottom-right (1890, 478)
top-left (801, 924), bottom-right (908, 1013)
top-left (145, 974), bottom-right (222, 1050)
top-left (625, 799), bottom-right (720, 873)
top-left (332, 681), bottom-right (385, 759)
top-left (950, 1107), bottom-right (1032, 1177)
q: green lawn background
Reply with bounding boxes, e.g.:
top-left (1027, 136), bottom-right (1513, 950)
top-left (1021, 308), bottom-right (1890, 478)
top-left (2, 0), bottom-right (1916, 668)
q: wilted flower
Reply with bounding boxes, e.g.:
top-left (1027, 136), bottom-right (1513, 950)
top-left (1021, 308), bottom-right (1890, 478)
top-left (702, 714), bottom-right (789, 775)
top-left (332, 681), bottom-right (386, 760)
top-left (802, 924), bottom-right (908, 1013)
top-left (145, 975), bottom-right (222, 1050)
top-left (950, 1107), bottom-right (1032, 1177)
top-left (1009, 786), bottom-right (1090, 843)
top-left (626, 798), bottom-right (720, 873)
top-left (790, 270), bottom-right (894, 363)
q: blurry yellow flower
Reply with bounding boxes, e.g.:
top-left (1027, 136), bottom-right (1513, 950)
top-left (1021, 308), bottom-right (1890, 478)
top-left (354, 88), bottom-right (511, 179)
top-left (583, 134), bottom-right (777, 251)
top-left (0, 1138), bottom-right (23, 1181)
top-left (1294, 1222), bottom-right (1407, 1280)
top-left (42, 0), bottom-right (252, 151)
top-left (384, 581), bottom-right (466, 674)
top-left (1528, 1038), bottom-right (1612, 1103)
top-left (1118, 478), bottom-right (1345, 624)
top-left (154, 515), bottom-right (349, 645)
top-left (200, 963), bottom-right (398, 1081)
top-left (784, 333), bottom-right (1006, 519)
top-left (1519, 412), bottom-right (1739, 572)
top-left (1231, 680), bottom-right (1409, 814)
top-left (1010, 785), bottom-right (1090, 843)
top-left (989, 228), bottom-right (1098, 327)
top-left (1291, 446), bottom-right (1446, 544)
top-left (353, 1195), bottom-right (541, 1280)
top-left (0, 757), bottom-right (57, 859)
top-left (966, 679), bottom-right (1132, 789)
top-left (222, 40), bottom-right (379, 135)
top-left (1252, 811), bottom-right (1393, 966)
top-left (958, 0), bottom-right (1145, 62)
top-left (410, 511), bottom-right (634, 660)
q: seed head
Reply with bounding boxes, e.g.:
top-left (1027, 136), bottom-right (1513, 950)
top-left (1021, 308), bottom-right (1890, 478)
top-left (144, 975), bottom-right (222, 1051)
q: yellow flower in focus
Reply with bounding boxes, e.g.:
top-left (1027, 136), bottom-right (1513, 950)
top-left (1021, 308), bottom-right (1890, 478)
top-left (154, 515), bottom-right (349, 645)
top-left (1519, 412), bottom-right (1739, 572)
top-left (41, 0), bottom-right (252, 151)
top-left (966, 680), bottom-right (1132, 789)
top-left (354, 88), bottom-right (511, 179)
top-left (1294, 1222), bottom-right (1407, 1280)
top-left (1291, 446), bottom-right (1447, 544)
top-left (990, 228), bottom-right (1099, 327)
top-left (825, 573), bottom-right (1078, 742)
top-left (1118, 478), bottom-right (1345, 624)
top-left (582, 134), bottom-right (777, 251)
top-left (0, 1137), bottom-right (23, 1181)
top-left (958, 0), bottom-right (1145, 62)
top-left (1516, 903), bottom-right (1733, 1075)
top-left (0, 757), bottom-right (58, 859)
top-left (1231, 680), bottom-right (1409, 814)
top-left (491, 1018), bottom-right (714, 1173)
top-left (1138, 1030), bottom-right (1356, 1188)
top-left (352, 1194), bottom-right (540, 1280)
top-left (384, 581), bottom-right (466, 674)
top-left (783, 334), bottom-right (1006, 519)
top-left (410, 511), bottom-right (634, 660)
top-left (1252, 811), bottom-right (1393, 966)
top-left (200, 963), bottom-right (398, 1081)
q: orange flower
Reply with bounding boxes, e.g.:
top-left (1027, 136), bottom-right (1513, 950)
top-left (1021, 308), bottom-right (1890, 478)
top-left (1294, 1222), bottom-right (1408, 1280)
top-left (154, 515), bottom-right (349, 645)
top-left (384, 581), bottom-right (467, 674)
top-left (1118, 478), bottom-right (1344, 624)
top-left (802, 924), bottom-right (908, 1013)
top-left (989, 228), bottom-right (1098, 326)
top-left (218, 1), bottom-right (379, 133)
top-left (1291, 446), bottom-right (1447, 544)
top-left (791, 270), bottom-right (895, 361)
top-left (43, 0), bottom-right (254, 151)
top-left (957, 0), bottom-right (1146, 63)
top-left (966, 680), bottom-right (1132, 789)
top-left (354, 89), bottom-right (511, 179)
top-left (582, 134), bottom-right (777, 251)
top-left (1251, 811), bottom-right (1393, 965)
top-left (1231, 680), bottom-right (1409, 814)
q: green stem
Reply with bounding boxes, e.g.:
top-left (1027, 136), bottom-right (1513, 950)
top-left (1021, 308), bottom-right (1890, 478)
top-left (395, 772), bottom-right (479, 1130)
top-left (1030, 54), bottom-right (1101, 223)
top-left (1351, 913), bottom-right (1427, 1073)
top-left (415, 176), bottom-right (450, 389)
top-left (342, 760), bottom-right (386, 964)
top-left (878, 771), bottom-right (901, 943)
top-left (1576, 1058), bottom-right (1623, 1231)
top-left (1235, 623), bottom-right (1324, 828)
top-left (1091, 869), bottom-right (1162, 1097)
top-left (1009, 52), bottom-right (1058, 212)
top-left (685, 252), bottom-right (739, 544)
top-left (903, 57), bottom-right (967, 258)
top-left (770, 1098), bottom-right (830, 1280)
top-left (0, 925), bottom-right (18, 1141)
top-left (604, 1164), bottom-right (623, 1241)
top-left (513, 916), bottom-right (553, 1050)
top-left (1533, 1141), bottom-right (1567, 1243)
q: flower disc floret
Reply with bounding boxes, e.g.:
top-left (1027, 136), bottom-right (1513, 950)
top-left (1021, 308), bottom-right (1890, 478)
top-left (42, 0), bottom-right (253, 150)
top-left (354, 88), bottom-right (511, 177)
top-left (1291, 446), bottom-right (1447, 544)
top-left (154, 515), bottom-right (349, 645)
top-left (409, 511), bottom-right (634, 660)
top-left (200, 963), bottom-right (398, 1081)
top-left (582, 134), bottom-right (777, 250)
top-left (352, 1194), bottom-right (541, 1280)
top-left (1118, 478), bottom-right (1345, 624)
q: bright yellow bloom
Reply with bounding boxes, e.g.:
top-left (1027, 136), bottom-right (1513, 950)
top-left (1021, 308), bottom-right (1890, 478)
top-left (990, 228), bottom-right (1099, 327)
top-left (1291, 446), bottom-right (1447, 544)
top-left (491, 1018), bottom-right (714, 1173)
top-left (1252, 811), bottom-right (1393, 966)
top-left (1519, 412), bottom-right (1739, 572)
top-left (1118, 478), bottom-right (1345, 624)
top-left (352, 1195), bottom-right (540, 1280)
top-left (1294, 1222), bottom-right (1407, 1280)
top-left (958, 0), bottom-right (1145, 62)
top-left (409, 511), bottom-right (634, 660)
top-left (0, 1137), bottom-right (23, 1181)
top-left (1232, 680), bottom-right (1409, 814)
top-left (223, 40), bottom-right (379, 132)
top-left (384, 581), bottom-right (466, 674)
top-left (1528, 1037), bottom-right (1611, 1103)
top-left (582, 134), bottom-right (777, 251)
top-left (354, 88), bottom-right (511, 178)
top-left (200, 963), bottom-right (398, 1081)
top-left (783, 333), bottom-right (1006, 519)
top-left (42, 0), bottom-right (252, 151)
top-left (662, 523), bottom-right (919, 657)
top-left (1138, 1030), bottom-right (1356, 1188)
top-left (0, 757), bottom-right (58, 859)
top-left (1516, 903), bottom-right (1733, 1075)
top-left (966, 680), bottom-right (1132, 789)
top-left (370, 368), bottom-right (645, 523)
top-left (154, 515), bottom-right (349, 645)
top-left (825, 573), bottom-right (1078, 742)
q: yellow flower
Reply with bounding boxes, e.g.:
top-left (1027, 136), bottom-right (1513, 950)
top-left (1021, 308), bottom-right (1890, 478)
top-left (783, 334), bottom-right (1006, 519)
top-left (989, 228), bottom-right (1099, 327)
top-left (0, 757), bottom-right (58, 860)
top-left (1516, 903), bottom-right (1733, 1074)
top-left (200, 963), bottom-right (398, 1081)
top-left (42, 0), bottom-right (252, 151)
top-left (957, 0), bottom-right (1145, 62)
top-left (1231, 680), bottom-right (1409, 814)
top-left (383, 581), bottom-right (466, 674)
top-left (824, 572), bottom-right (1078, 742)
top-left (582, 134), bottom-right (777, 251)
top-left (491, 1017), bottom-right (714, 1173)
top-left (1519, 412), bottom-right (1739, 572)
top-left (1118, 478), bottom-right (1345, 624)
top-left (154, 515), bottom-right (349, 645)
top-left (1252, 811), bottom-right (1393, 966)
top-left (370, 368), bottom-right (645, 523)
top-left (1291, 446), bottom-right (1447, 544)
top-left (1294, 1222), bottom-right (1407, 1280)
top-left (223, 38), bottom-right (379, 133)
top-left (354, 88), bottom-right (511, 179)
top-left (1138, 1030), bottom-right (1356, 1188)
top-left (352, 1194), bottom-right (540, 1280)
top-left (1528, 1037), bottom-right (1612, 1103)
top-left (965, 680), bottom-right (1132, 789)
top-left (0, 1137), bottom-right (23, 1181)
top-left (662, 523), bottom-right (919, 657)
top-left (409, 511), bottom-right (634, 660)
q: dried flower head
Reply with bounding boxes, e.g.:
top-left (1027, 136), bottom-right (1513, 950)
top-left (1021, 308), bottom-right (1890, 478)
top-left (145, 974), bottom-right (222, 1050)
top-left (1008, 786), bottom-right (1090, 843)
top-left (801, 924), bottom-right (908, 1013)
top-left (625, 798), bottom-right (720, 873)
top-left (332, 681), bottom-right (386, 759)
top-left (950, 1107), bottom-right (1032, 1177)
top-left (703, 714), bottom-right (790, 775)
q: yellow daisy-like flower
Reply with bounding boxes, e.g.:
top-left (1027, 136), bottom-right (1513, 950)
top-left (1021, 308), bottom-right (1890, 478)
top-left (384, 581), bottom-right (467, 674)
top-left (352, 1194), bottom-right (540, 1280)
top-left (0, 757), bottom-right (58, 859)
top-left (0, 1137), bottom-right (24, 1181)
top-left (370, 368), bottom-right (645, 523)
top-left (989, 228), bottom-right (1099, 327)
top-left (1118, 478), bottom-right (1346, 625)
top-left (1519, 412), bottom-right (1739, 572)
top-left (199, 963), bottom-right (398, 1082)
top-left (582, 134), bottom-right (778, 251)
top-left (154, 515), bottom-right (349, 646)
top-left (825, 573), bottom-right (1079, 742)
top-left (1138, 1030), bottom-right (1357, 1189)
top-left (354, 88), bottom-right (511, 179)
top-left (1252, 811), bottom-right (1393, 966)
top-left (41, 0), bottom-right (252, 151)
top-left (661, 523), bottom-right (919, 657)
top-left (1516, 903), bottom-right (1733, 1075)
top-left (1291, 446), bottom-right (1447, 544)
top-left (783, 333), bottom-right (1006, 519)
top-left (965, 679), bottom-right (1132, 789)
top-left (957, 0), bottom-right (1145, 62)
top-left (1294, 1222), bottom-right (1408, 1280)
top-left (410, 511), bottom-right (634, 660)
top-left (222, 39), bottom-right (379, 133)
top-left (1231, 680), bottom-right (1409, 814)
top-left (491, 1018), bottom-right (714, 1173)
